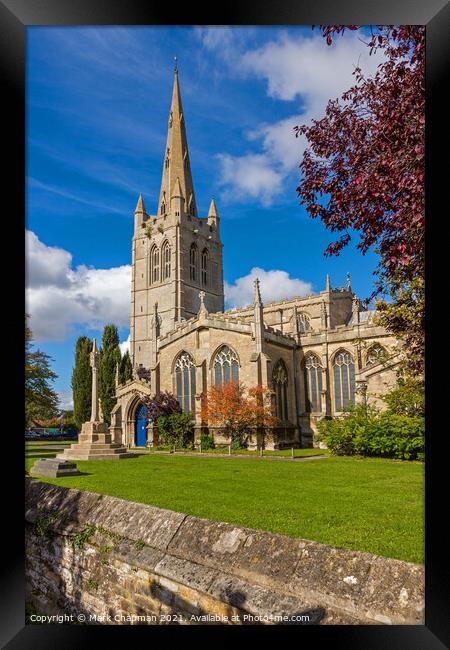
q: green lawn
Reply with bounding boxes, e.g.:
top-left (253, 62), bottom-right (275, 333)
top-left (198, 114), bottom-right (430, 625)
top-left (25, 446), bottom-right (423, 564)
top-left (134, 445), bottom-right (326, 458)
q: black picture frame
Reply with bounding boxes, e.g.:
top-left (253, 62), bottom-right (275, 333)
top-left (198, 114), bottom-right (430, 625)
top-left (4, 1), bottom-right (449, 647)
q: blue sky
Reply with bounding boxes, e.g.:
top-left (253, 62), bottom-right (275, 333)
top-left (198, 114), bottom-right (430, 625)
top-left (26, 26), bottom-right (384, 409)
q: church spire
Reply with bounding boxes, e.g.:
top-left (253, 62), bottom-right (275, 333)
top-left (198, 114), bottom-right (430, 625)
top-left (157, 65), bottom-right (197, 218)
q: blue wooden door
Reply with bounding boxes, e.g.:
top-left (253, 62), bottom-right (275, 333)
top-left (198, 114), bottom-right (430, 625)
top-left (135, 403), bottom-right (148, 447)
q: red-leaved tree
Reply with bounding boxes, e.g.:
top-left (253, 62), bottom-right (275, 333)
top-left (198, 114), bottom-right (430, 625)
top-left (201, 381), bottom-right (276, 449)
top-left (295, 26), bottom-right (425, 374)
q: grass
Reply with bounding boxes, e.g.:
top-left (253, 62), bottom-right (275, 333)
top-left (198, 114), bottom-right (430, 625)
top-left (25, 446), bottom-right (423, 564)
top-left (134, 445), bottom-right (327, 458)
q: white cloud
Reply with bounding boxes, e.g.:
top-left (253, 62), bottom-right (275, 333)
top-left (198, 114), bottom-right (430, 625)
top-left (58, 391), bottom-right (74, 411)
top-left (214, 30), bottom-right (385, 205)
top-left (26, 230), bottom-right (131, 341)
top-left (119, 333), bottom-right (130, 356)
top-left (225, 267), bottom-right (313, 309)
top-left (217, 153), bottom-right (283, 206)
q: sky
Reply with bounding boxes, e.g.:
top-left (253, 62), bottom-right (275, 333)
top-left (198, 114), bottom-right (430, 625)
top-left (26, 25), bottom-right (385, 410)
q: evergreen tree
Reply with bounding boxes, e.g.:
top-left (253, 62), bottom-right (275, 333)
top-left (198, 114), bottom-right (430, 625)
top-left (119, 350), bottom-right (133, 384)
top-left (99, 324), bottom-right (121, 424)
top-left (25, 318), bottom-right (59, 426)
top-left (71, 336), bottom-right (93, 429)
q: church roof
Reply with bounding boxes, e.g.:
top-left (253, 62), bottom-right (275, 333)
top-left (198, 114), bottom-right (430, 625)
top-left (157, 66), bottom-right (197, 216)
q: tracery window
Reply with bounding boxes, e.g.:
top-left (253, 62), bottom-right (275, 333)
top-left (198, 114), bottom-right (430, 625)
top-left (297, 313), bottom-right (311, 334)
top-left (333, 350), bottom-right (355, 411)
top-left (304, 354), bottom-right (323, 413)
top-left (201, 248), bottom-right (209, 287)
top-left (213, 346), bottom-right (239, 386)
top-left (273, 360), bottom-right (288, 421)
top-left (175, 352), bottom-right (196, 414)
top-left (162, 241), bottom-right (171, 281)
top-left (189, 244), bottom-right (198, 282)
top-left (366, 343), bottom-right (387, 366)
top-left (150, 245), bottom-right (159, 284)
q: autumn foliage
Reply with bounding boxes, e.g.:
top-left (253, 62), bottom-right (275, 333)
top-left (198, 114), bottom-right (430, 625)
top-left (200, 380), bottom-right (277, 448)
top-left (295, 26), bottom-right (425, 374)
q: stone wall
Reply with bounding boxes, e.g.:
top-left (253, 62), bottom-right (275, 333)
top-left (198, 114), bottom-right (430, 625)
top-left (25, 479), bottom-right (424, 626)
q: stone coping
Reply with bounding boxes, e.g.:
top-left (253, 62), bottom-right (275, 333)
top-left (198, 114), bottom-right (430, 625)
top-left (25, 479), bottom-right (424, 625)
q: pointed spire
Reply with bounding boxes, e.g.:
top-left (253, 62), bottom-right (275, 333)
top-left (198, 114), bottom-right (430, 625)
top-left (157, 66), bottom-right (197, 217)
top-left (208, 198), bottom-right (219, 219)
top-left (135, 193), bottom-right (146, 214)
top-left (346, 271), bottom-right (351, 291)
top-left (325, 274), bottom-right (331, 291)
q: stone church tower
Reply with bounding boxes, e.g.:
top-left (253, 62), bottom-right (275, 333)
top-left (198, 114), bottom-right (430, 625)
top-left (130, 65), bottom-right (224, 369)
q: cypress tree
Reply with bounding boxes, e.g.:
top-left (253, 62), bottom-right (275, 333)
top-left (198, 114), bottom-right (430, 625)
top-left (71, 336), bottom-right (93, 429)
top-left (99, 324), bottom-right (121, 425)
top-left (119, 350), bottom-right (133, 384)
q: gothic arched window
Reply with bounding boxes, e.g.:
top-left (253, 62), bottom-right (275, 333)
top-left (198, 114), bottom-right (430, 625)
top-left (297, 313), bottom-right (311, 334)
top-left (213, 346), bottom-right (239, 386)
top-left (189, 244), bottom-right (198, 282)
top-left (162, 241), bottom-right (171, 281)
top-left (366, 343), bottom-right (387, 366)
top-left (333, 350), bottom-right (355, 412)
top-left (150, 245), bottom-right (159, 285)
top-left (304, 354), bottom-right (323, 413)
top-left (273, 360), bottom-right (288, 421)
top-left (175, 352), bottom-right (196, 414)
top-left (201, 248), bottom-right (209, 287)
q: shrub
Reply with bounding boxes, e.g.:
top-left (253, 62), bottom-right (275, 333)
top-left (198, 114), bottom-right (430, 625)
top-left (317, 404), bottom-right (424, 460)
top-left (156, 413), bottom-right (194, 448)
top-left (382, 377), bottom-right (425, 416)
top-left (200, 434), bottom-right (215, 450)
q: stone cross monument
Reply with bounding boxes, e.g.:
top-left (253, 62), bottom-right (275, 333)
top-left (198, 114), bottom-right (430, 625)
top-left (57, 338), bottom-right (132, 461)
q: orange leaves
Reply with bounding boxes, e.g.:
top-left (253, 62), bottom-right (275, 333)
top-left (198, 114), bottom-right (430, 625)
top-left (200, 381), bottom-right (277, 431)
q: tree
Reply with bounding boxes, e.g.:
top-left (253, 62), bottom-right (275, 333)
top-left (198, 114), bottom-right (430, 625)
top-left (156, 413), bottom-right (194, 448)
top-left (60, 410), bottom-right (79, 433)
top-left (295, 26), bottom-right (425, 374)
top-left (201, 380), bottom-right (276, 449)
top-left (25, 319), bottom-right (59, 426)
top-left (99, 325), bottom-right (121, 425)
top-left (71, 336), bottom-right (93, 430)
top-left (119, 350), bottom-right (133, 384)
top-left (383, 376), bottom-right (424, 417)
top-left (143, 391), bottom-right (181, 422)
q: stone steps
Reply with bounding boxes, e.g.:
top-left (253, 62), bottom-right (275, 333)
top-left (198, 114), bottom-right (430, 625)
top-left (57, 444), bottom-right (134, 461)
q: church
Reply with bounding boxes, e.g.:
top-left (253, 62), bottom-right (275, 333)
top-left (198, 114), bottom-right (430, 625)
top-left (109, 66), bottom-right (402, 450)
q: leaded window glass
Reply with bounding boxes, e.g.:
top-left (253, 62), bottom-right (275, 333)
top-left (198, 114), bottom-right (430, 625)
top-left (201, 248), bottom-right (209, 287)
top-left (175, 352), bottom-right (196, 414)
top-left (304, 354), bottom-right (323, 413)
top-left (162, 242), bottom-right (171, 280)
top-left (366, 343), bottom-right (387, 366)
top-left (213, 346), bottom-right (239, 386)
top-left (151, 246), bottom-right (159, 284)
top-left (189, 244), bottom-right (197, 282)
top-left (333, 350), bottom-right (355, 411)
